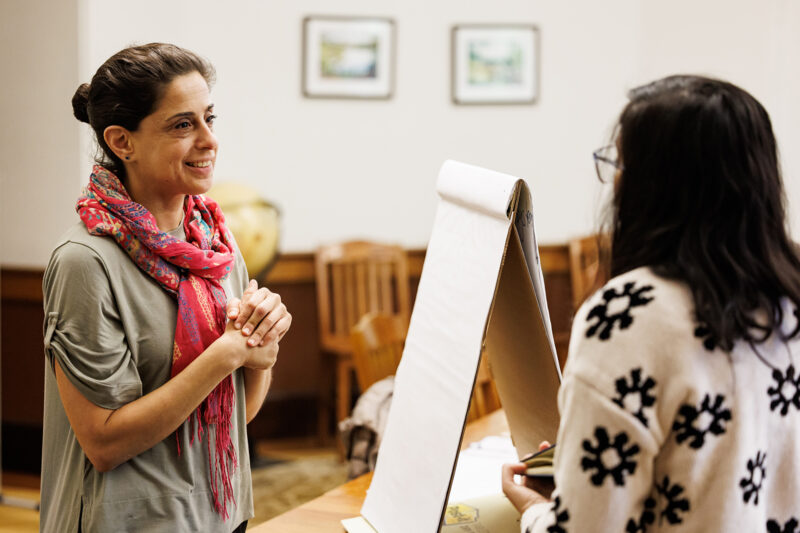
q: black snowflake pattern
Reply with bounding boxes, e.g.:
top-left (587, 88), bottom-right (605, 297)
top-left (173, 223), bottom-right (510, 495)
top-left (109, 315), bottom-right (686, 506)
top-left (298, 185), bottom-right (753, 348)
top-left (612, 368), bottom-right (657, 428)
top-left (546, 496), bottom-right (569, 533)
top-left (655, 476), bottom-right (690, 525)
top-left (585, 282), bottom-right (655, 340)
top-left (581, 426), bottom-right (640, 486)
top-left (672, 393), bottom-right (732, 448)
top-left (768, 518), bottom-right (799, 533)
top-left (767, 365), bottom-right (800, 416)
top-left (693, 324), bottom-right (718, 351)
top-left (625, 497), bottom-right (656, 532)
top-left (740, 450), bottom-right (767, 505)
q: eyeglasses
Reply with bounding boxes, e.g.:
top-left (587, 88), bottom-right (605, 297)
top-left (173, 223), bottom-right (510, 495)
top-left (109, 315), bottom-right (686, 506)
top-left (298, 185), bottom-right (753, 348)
top-left (592, 145), bottom-right (623, 183)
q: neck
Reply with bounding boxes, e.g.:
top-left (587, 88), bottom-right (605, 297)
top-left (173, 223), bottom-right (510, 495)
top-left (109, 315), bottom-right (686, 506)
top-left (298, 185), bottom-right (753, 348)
top-left (145, 197), bottom-right (185, 232)
top-left (125, 179), bottom-right (185, 232)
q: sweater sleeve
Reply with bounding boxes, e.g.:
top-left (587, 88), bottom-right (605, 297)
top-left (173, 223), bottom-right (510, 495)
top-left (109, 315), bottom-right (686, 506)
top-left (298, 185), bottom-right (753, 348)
top-left (521, 374), bottom-right (659, 532)
top-left (521, 275), bottom-right (669, 532)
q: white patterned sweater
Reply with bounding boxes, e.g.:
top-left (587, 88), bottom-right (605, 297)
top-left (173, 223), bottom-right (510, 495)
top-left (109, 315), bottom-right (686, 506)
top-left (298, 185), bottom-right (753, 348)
top-left (521, 267), bottom-right (800, 533)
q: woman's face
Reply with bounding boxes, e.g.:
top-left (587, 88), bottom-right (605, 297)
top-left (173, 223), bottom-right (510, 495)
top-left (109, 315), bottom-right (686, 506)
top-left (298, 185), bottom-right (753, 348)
top-left (127, 71), bottom-right (218, 199)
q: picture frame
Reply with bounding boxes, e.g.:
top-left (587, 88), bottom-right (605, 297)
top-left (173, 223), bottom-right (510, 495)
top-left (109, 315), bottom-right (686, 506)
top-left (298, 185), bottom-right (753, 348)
top-left (302, 16), bottom-right (395, 99)
top-left (451, 25), bottom-right (540, 105)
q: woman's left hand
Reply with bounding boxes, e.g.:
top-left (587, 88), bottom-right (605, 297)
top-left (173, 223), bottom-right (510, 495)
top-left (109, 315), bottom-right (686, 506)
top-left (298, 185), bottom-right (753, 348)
top-left (501, 463), bottom-right (553, 514)
top-left (227, 279), bottom-right (292, 347)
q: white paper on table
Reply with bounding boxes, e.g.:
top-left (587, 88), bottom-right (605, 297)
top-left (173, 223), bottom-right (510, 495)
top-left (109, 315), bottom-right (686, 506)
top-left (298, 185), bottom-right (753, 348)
top-left (447, 435), bottom-right (519, 503)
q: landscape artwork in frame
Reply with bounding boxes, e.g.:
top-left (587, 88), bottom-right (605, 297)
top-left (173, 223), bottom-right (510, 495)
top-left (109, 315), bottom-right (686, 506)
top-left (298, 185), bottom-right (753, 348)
top-left (303, 16), bottom-right (395, 99)
top-left (452, 25), bottom-right (539, 105)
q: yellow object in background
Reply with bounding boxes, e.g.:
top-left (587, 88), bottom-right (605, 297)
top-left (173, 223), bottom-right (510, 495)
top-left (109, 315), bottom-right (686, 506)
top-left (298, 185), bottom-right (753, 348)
top-left (206, 182), bottom-right (281, 278)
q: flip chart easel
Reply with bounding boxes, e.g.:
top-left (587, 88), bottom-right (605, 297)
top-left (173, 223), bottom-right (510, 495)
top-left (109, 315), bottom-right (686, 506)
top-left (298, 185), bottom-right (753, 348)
top-left (343, 160), bottom-right (562, 533)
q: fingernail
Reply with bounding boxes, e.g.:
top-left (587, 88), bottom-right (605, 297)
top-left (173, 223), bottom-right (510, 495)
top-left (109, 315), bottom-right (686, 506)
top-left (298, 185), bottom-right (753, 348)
top-left (234, 322), bottom-right (242, 330)
top-left (242, 326), bottom-right (251, 335)
top-left (248, 337), bottom-right (258, 346)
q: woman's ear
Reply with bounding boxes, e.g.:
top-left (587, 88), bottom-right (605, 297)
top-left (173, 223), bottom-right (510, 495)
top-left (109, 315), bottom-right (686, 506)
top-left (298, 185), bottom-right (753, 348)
top-left (103, 125), bottom-right (133, 161)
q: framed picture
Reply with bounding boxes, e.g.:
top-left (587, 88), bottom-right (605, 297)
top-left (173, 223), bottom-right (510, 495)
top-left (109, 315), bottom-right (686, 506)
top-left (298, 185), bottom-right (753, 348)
top-left (451, 25), bottom-right (540, 105)
top-left (303, 16), bottom-right (395, 99)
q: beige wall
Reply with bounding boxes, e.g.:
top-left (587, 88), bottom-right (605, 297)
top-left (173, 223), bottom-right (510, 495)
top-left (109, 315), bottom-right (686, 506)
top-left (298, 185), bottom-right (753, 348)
top-left (635, 0), bottom-right (800, 239)
top-left (1, 0), bottom-right (798, 267)
top-left (0, 0), bottom-right (82, 267)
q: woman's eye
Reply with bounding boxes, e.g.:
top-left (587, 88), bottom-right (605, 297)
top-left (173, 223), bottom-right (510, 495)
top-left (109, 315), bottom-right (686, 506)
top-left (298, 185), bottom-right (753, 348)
top-left (206, 114), bottom-right (217, 126)
top-left (175, 121), bottom-right (191, 130)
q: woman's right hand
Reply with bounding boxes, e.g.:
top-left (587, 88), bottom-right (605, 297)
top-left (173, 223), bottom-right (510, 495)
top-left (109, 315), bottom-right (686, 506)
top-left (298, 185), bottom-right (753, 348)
top-left (501, 441), bottom-right (554, 514)
top-left (226, 280), bottom-right (292, 347)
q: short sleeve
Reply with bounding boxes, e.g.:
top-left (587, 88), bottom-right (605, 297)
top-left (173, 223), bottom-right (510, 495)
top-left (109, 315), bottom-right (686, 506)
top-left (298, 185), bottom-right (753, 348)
top-left (43, 241), bottom-right (142, 409)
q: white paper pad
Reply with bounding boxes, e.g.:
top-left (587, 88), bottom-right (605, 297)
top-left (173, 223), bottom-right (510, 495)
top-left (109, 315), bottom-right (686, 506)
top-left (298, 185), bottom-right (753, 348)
top-left (348, 160), bottom-right (561, 533)
top-left (447, 436), bottom-right (519, 502)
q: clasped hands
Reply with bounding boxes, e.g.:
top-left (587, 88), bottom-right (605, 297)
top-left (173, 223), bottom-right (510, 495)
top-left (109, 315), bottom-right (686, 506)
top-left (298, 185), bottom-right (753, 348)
top-left (221, 279), bottom-right (292, 370)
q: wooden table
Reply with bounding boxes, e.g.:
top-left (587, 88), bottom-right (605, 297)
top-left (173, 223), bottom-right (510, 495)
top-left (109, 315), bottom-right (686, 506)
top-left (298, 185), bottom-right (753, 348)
top-left (250, 409), bottom-right (510, 532)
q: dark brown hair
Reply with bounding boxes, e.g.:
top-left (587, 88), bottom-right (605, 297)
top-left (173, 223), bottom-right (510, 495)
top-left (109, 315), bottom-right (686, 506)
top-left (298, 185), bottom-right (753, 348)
top-left (72, 43), bottom-right (215, 178)
top-left (606, 75), bottom-right (800, 350)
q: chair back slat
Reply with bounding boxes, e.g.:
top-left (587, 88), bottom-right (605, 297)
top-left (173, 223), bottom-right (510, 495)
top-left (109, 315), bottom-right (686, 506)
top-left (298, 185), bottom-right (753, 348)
top-left (316, 241), bottom-right (410, 355)
top-left (467, 355), bottom-right (502, 422)
top-left (568, 234), bottom-right (610, 311)
top-left (351, 313), bottom-right (407, 391)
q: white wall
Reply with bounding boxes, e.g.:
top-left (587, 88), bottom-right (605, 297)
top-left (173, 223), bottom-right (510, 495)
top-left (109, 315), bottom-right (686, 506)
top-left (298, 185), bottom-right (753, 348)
top-left (635, 0), bottom-right (800, 238)
top-left (0, 0), bottom-right (82, 267)
top-left (1, 0), bottom-right (798, 267)
top-left (84, 0), bottom-right (639, 253)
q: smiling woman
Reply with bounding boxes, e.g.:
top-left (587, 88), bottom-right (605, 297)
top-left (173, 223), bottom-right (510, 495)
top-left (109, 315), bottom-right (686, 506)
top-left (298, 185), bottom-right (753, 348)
top-left (105, 71), bottom-right (220, 230)
top-left (41, 43), bottom-right (292, 533)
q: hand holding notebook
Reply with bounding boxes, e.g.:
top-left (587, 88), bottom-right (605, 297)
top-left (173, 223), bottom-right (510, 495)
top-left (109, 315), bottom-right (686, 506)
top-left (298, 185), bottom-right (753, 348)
top-left (522, 442), bottom-right (556, 479)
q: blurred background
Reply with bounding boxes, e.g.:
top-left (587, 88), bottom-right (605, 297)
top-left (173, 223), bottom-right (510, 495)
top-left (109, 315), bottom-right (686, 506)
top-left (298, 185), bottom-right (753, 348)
top-left (1, 0), bottom-right (799, 529)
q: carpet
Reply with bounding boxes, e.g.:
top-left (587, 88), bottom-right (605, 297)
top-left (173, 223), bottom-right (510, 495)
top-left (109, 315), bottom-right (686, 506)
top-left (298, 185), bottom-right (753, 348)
top-left (250, 455), bottom-right (349, 524)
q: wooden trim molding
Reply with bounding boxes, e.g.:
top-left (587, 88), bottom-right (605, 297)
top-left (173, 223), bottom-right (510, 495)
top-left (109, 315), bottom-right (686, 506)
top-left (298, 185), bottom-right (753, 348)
top-left (1, 244), bottom-right (570, 300)
top-left (1, 268), bottom-right (44, 303)
top-left (262, 245), bottom-right (569, 285)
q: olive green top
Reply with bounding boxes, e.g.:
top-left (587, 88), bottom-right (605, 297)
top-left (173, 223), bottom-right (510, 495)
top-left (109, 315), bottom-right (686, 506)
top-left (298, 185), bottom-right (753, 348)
top-left (40, 222), bottom-right (253, 533)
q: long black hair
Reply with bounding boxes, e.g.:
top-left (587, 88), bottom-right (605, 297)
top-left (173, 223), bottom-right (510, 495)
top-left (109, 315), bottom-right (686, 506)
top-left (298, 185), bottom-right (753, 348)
top-left (608, 75), bottom-right (800, 350)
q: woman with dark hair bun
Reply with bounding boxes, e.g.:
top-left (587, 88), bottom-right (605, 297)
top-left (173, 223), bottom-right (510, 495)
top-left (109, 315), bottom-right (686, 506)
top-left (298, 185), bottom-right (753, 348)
top-left (41, 43), bottom-right (291, 532)
top-left (502, 76), bottom-right (800, 531)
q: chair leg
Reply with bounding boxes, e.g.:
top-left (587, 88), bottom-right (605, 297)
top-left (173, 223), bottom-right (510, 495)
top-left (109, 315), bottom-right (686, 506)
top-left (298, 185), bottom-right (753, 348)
top-left (336, 358), bottom-right (354, 426)
top-left (335, 358), bottom-right (354, 458)
top-left (317, 353), bottom-right (335, 447)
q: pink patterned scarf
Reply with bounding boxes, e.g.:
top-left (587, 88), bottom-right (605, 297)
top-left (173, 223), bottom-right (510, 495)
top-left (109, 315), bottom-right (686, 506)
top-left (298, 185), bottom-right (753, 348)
top-left (77, 165), bottom-right (238, 518)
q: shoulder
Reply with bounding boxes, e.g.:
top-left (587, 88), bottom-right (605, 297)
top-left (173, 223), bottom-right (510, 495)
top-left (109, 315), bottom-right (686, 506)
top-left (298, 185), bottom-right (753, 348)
top-left (48, 223), bottom-right (127, 267)
top-left (565, 267), bottom-right (702, 392)
top-left (562, 267), bottom-right (707, 443)
top-left (574, 267), bottom-right (695, 344)
top-left (44, 223), bottom-right (123, 294)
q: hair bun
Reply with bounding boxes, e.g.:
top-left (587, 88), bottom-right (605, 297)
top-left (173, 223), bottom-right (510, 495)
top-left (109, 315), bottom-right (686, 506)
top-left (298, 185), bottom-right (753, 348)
top-left (72, 83), bottom-right (91, 123)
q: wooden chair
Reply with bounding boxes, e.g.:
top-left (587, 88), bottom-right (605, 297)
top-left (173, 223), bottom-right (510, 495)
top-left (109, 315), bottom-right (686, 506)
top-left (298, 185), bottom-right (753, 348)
top-left (315, 241), bottom-right (410, 441)
top-left (350, 313), bottom-right (407, 392)
top-left (352, 312), bottom-right (498, 424)
top-left (568, 234), bottom-right (610, 311)
top-left (467, 356), bottom-right (502, 422)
